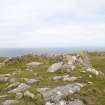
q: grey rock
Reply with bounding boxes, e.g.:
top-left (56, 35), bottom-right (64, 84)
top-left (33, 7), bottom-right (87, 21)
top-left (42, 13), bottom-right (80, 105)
top-left (24, 78), bottom-right (38, 85)
top-left (52, 76), bottom-right (62, 81)
top-left (62, 75), bottom-right (77, 81)
top-left (40, 83), bottom-right (83, 101)
top-left (48, 62), bottom-right (63, 72)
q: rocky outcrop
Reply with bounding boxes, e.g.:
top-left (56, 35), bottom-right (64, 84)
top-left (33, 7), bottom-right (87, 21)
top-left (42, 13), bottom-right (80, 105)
top-left (48, 53), bottom-right (103, 76)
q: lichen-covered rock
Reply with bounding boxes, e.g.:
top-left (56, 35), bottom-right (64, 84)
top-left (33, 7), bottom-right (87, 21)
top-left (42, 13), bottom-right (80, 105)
top-left (48, 62), bottom-right (63, 72)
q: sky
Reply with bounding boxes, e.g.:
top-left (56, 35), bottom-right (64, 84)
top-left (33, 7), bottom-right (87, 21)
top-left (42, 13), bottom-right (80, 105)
top-left (0, 0), bottom-right (105, 48)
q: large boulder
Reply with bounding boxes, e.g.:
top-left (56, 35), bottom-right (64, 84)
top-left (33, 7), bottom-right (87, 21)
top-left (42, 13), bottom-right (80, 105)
top-left (48, 62), bottom-right (63, 72)
top-left (40, 83), bottom-right (84, 102)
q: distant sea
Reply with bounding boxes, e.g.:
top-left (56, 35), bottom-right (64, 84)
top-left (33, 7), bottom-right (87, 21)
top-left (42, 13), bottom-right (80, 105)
top-left (0, 47), bottom-right (105, 57)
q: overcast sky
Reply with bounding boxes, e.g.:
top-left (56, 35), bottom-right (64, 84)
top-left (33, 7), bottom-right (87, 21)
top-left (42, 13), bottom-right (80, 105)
top-left (0, 0), bottom-right (105, 48)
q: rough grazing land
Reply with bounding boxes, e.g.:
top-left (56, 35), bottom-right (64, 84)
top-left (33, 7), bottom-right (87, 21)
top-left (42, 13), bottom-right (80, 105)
top-left (0, 52), bottom-right (105, 105)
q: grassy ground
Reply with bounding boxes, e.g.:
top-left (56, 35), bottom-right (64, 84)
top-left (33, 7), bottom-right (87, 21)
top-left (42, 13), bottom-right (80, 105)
top-left (0, 53), bottom-right (105, 105)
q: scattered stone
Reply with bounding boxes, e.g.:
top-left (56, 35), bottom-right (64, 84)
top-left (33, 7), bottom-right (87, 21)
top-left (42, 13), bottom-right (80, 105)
top-left (24, 78), bottom-right (38, 85)
top-left (2, 100), bottom-right (18, 105)
top-left (62, 75), bottom-right (77, 81)
top-left (26, 62), bottom-right (43, 70)
top-left (24, 91), bottom-right (35, 99)
top-left (52, 76), bottom-right (62, 81)
top-left (48, 62), bottom-right (63, 72)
